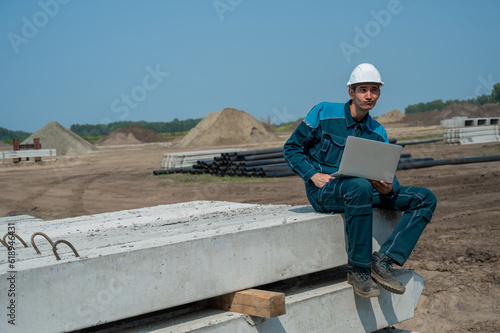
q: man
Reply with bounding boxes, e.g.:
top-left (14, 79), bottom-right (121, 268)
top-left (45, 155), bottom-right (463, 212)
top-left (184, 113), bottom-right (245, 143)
top-left (283, 63), bottom-right (437, 298)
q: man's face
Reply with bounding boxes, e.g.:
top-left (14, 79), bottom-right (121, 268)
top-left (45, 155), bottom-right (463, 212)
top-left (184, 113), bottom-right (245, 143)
top-left (348, 84), bottom-right (381, 112)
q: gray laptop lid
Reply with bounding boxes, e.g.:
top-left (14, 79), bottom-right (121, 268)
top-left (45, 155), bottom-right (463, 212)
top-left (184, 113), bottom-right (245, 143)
top-left (331, 136), bottom-right (402, 183)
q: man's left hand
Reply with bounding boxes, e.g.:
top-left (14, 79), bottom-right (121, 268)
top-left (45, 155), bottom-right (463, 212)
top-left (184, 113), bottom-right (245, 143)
top-left (369, 180), bottom-right (393, 195)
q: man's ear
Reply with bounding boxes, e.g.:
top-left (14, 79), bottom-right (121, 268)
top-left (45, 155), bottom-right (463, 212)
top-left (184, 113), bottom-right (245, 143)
top-left (348, 87), bottom-right (354, 99)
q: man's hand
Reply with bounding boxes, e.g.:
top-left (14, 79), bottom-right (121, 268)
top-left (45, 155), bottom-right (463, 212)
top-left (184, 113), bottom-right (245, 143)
top-left (369, 180), bottom-right (393, 195)
top-left (310, 173), bottom-right (334, 188)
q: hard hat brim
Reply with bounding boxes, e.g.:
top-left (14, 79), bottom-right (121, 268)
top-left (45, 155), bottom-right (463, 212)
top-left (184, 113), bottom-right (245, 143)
top-left (347, 81), bottom-right (384, 88)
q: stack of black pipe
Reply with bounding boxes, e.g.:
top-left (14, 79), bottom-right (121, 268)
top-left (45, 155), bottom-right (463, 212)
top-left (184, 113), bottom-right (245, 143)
top-left (153, 136), bottom-right (500, 177)
top-left (153, 146), bottom-right (436, 178)
top-left (153, 147), bottom-right (292, 177)
top-left (222, 147), bottom-right (291, 177)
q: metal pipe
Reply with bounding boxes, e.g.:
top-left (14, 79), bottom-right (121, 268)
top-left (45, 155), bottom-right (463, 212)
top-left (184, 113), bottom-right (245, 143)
top-left (397, 138), bottom-right (443, 146)
top-left (397, 155), bottom-right (500, 170)
top-left (258, 168), bottom-right (291, 174)
top-left (154, 168), bottom-right (180, 175)
top-left (263, 170), bottom-right (296, 177)
top-left (257, 162), bottom-right (289, 168)
top-left (196, 159), bottom-right (213, 165)
top-left (155, 166), bottom-right (200, 175)
top-left (238, 164), bottom-right (288, 172)
top-left (254, 165), bottom-right (290, 172)
top-left (234, 147), bottom-right (283, 157)
top-left (237, 158), bottom-right (286, 167)
top-left (241, 152), bottom-right (284, 161)
top-left (398, 157), bottom-right (434, 164)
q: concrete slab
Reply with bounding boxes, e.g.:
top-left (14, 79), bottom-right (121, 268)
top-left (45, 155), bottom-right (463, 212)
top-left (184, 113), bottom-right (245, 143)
top-left (0, 201), bottom-right (400, 332)
top-left (162, 149), bottom-right (246, 169)
top-left (106, 270), bottom-right (423, 333)
top-left (444, 125), bottom-right (500, 145)
top-left (0, 149), bottom-right (57, 159)
top-left (373, 327), bottom-right (419, 333)
top-left (441, 116), bottom-right (500, 127)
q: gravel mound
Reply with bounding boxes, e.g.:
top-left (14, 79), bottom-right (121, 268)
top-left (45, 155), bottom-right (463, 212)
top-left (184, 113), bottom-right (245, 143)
top-left (377, 109), bottom-right (405, 124)
top-left (180, 108), bottom-right (276, 148)
top-left (289, 117), bottom-right (304, 131)
top-left (380, 102), bottom-right (500, 126)
top-left (96, 125), bottom-right (167, 146)
top-left (22, 121), bottom-right (95, 156)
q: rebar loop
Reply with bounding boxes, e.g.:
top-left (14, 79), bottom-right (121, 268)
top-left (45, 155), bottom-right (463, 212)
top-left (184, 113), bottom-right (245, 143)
top-left (2, 233), bottom-right (29, 248)
top-left (31, 232), bottom-right (55, 254)
top-left (52, 239), bottom-right (80, 261)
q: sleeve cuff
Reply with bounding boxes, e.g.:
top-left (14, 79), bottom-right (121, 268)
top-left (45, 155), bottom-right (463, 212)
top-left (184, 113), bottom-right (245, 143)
top-left (303, 169), bottom-right (319, 182)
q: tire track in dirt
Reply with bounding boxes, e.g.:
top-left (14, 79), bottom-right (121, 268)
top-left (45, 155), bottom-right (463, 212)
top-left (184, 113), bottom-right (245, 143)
top-left (67, 173), bottom-right (112, 216)
top-left (5, 172), bottom-right (112, 219)
top-left (4, 173), bottom-right (82, 217)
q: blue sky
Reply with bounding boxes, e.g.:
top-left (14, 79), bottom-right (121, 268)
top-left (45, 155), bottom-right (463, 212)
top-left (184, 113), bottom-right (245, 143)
top-left (1, 0), bottom-right (499, 133)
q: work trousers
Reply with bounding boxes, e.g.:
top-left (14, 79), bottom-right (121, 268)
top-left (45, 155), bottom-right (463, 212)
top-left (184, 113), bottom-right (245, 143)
top-left (305, 178), bottom-right (437, 268)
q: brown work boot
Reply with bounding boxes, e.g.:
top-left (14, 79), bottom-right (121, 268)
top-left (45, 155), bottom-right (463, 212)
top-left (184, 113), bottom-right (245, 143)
top-left (347, 265), bottom-right (380, 298)
top-left (371, 252), bottom-right (406, 294)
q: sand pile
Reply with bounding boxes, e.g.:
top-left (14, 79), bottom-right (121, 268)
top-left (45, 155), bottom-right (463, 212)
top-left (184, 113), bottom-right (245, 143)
top-left (180, 108), bottom-right (276, 148)
top-left (479, 102), bottom-right (500, 115)
top-left (382, 102), bottom-right (500, 126)
top-left (0, 141), bottom-right (11, 148)
top-left (96, 125), bottom-right (166, 146)
top-left (406, 102), bottom-right (500, 126)
top-left (376, 109), bottom-right (405, 124)
top-left (289, 118), bottom-right (304, 131)
top-left (22, 121), bottom-right (95, 156)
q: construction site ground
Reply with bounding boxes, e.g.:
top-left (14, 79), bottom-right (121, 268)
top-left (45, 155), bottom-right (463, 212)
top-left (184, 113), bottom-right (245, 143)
top-left (1, 127), bottom-right (499, 332)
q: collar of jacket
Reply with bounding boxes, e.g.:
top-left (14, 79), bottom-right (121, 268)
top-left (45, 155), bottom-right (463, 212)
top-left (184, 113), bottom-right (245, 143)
top-left (344, 100), bottom-right (369, 129)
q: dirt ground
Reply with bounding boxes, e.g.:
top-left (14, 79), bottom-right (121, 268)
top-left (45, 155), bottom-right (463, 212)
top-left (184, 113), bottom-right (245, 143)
top-left (1, 129), bottom-right (499, 332)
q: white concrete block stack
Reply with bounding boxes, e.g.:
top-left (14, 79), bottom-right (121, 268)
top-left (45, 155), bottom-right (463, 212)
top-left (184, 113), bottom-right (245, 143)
top-left (0, 201), bottom-right (422, 333)
top-left (443, 125), bottom-right (500, 145)
top-left (441, 116), bottom-right (500, 127)
top-left (0, 149), bottom-right (57, 160)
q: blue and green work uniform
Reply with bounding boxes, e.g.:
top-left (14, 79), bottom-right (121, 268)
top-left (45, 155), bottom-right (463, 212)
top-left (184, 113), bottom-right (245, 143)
top-left (283, 101), bottom-right (437, 268)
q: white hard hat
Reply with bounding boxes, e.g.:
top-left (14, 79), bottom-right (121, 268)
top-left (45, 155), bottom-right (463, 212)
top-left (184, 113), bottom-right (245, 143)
top-left (347, 63), bottom-right (384, 87)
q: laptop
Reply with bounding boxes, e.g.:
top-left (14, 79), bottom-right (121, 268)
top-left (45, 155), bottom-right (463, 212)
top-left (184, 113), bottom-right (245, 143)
top-left (330, 136), bottom-right (402, 183)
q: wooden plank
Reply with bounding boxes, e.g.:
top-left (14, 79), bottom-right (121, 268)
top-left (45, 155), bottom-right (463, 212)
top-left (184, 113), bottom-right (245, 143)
top-left (200, 289), bottom-right (286, 318)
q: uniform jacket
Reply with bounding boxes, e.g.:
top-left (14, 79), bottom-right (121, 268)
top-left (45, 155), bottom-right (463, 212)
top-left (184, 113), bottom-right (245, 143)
top-left (283, 100), bottom-right (401, 194)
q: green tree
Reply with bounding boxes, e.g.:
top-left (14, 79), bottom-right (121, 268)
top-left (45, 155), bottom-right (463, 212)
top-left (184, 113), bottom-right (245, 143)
top-left (0, 127), bottom-right (31, 142)
top-left (405, 83), bottom-right (500, 113)
top-left (491, 83), bottom-right (500, 103)
top-left (476, 94), bottom-right (492, 105)
top-left (70, 118), bottom-right (203, 137)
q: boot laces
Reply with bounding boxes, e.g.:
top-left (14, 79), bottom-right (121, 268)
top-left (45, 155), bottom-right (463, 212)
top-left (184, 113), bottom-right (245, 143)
top-left (352, 266), bottom-right (371, 282)
top-left (380, 256), bottom-right (395, 274)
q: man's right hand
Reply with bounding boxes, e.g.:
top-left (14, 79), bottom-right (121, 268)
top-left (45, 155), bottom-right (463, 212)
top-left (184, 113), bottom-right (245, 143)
top-left (310, 173), bottom-right (334, 188)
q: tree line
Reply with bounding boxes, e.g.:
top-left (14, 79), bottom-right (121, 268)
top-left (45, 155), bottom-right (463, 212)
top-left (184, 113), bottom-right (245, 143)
top-left (70, 118), bottom-right (202, 137)
top-left (0, 127), bottom-right (32, 142)
top-left (405, 83), bottom-right (500, 114)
